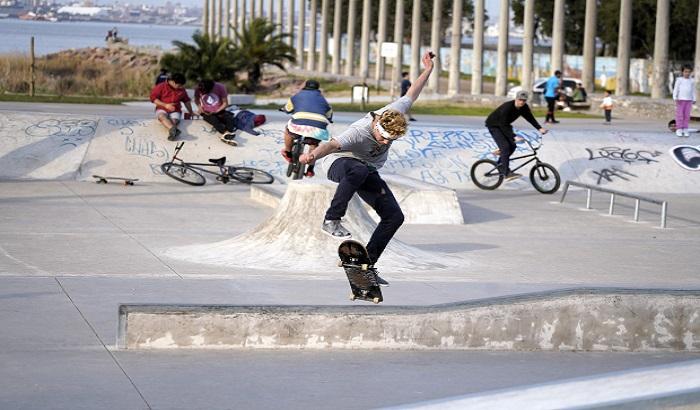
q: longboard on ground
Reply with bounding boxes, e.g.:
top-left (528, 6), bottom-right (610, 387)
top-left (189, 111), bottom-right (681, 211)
top-left (92, 175), bottom-right (139, 186)
top-left (337, 239), bottom-right (383, 304)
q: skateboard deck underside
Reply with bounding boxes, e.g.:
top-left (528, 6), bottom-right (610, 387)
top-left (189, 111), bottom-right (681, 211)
top-left (338, 240), bottom-right (383, 303)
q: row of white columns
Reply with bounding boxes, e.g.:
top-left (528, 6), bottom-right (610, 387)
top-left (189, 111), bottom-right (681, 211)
top-left (203, 0), bottom-right (691, 99)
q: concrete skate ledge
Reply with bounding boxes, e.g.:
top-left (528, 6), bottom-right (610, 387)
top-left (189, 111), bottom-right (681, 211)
top-left (117, 288), bottom-right (700, 351)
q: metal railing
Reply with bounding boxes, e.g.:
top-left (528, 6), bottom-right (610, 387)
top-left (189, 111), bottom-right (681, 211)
top-left (559, 181), bottom-right (668, 228)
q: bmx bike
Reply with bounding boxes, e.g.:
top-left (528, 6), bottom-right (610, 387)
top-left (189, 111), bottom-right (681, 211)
top-left (470, 136), bottom-right (561, 194)
top-left (287, 132), bottom-right (319, 179)
top-left (160, 142), bottom-right (274, 186)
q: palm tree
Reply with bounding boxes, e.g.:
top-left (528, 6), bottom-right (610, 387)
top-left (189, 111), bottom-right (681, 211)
top-left (160, 31), bottom-right (240, 84)
top-left (233, 18), bottom-right (296, 92)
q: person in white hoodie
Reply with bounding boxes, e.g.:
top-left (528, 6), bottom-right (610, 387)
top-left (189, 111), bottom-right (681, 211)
top-left (672, 65), bottom-right (696, 137)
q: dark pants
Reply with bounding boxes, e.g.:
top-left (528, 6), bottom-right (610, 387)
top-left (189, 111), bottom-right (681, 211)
top-left (488, 127), bottom-right (516, 176)
top-left (545, 96), bottom-right (557, 122)
top-left (326, 157), bottom-right (404, 264)
top-left (604, 109), bottom-right (612, 123)
top-left (202, 111), bottom-right (236, 134)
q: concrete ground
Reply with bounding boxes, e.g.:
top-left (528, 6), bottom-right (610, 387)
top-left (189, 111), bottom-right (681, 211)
top-left (1, 180), bottom-right (699, 409)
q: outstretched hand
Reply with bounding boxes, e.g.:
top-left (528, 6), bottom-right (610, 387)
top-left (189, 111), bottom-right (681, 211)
top-left (422, 51), bottom-right (435, 71)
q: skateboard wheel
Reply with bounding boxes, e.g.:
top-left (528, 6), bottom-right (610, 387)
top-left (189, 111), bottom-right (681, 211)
top-left (361, 263), bottom-right (368, 271)
top-left (372, 297), bottom-right (380, 304)
top-left (337, 260), bottom-right (343, 267)
top-left (349, 294), bottom-right (356, 301)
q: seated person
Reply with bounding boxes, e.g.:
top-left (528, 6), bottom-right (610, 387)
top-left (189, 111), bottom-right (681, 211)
top-left (149, 73), bottom-right (194, 141)
top-left (280, 79), bottom-right (333, 177)
top-left (194, 79), bottom-right (238, 145)
top-left (572, 84), bottom-right (588, 102)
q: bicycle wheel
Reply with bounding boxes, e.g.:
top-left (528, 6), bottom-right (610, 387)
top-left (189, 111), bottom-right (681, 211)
top-left (529, 162), bottom-right (561, 194)
top-left (160, 162), bottom-right (206, 186)
top-left (470, 159), bottom-right (504, 190)
top-left (230, 167), bottom-right (275, 184)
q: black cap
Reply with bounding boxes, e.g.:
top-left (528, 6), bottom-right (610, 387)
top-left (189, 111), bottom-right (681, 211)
top-left (303, 79), bottom-right (320, 90)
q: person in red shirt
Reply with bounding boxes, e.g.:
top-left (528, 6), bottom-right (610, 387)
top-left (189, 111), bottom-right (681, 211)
top-left (149, 73), bottom-right (194, 141)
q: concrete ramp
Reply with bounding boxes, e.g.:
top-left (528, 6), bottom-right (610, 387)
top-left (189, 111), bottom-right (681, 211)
top-left (117, 288), bottom-right (700, 351)
top-left (164, 180), bottom-right (464, 272)
top-left (0, 112), bottom-right (99, 179)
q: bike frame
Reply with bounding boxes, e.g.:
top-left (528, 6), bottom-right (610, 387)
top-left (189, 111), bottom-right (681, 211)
top-left (168, 142), bottom-right (230, 178)
top-left (488, 138), bottom-right (543, 175)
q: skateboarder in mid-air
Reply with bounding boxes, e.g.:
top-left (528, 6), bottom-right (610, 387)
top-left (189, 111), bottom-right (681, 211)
top-left (300, 51), bottom-right (436, 286)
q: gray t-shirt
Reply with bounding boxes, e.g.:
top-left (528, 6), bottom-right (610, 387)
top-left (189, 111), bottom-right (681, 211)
top-left (321, 96), bottom-right (413, 173)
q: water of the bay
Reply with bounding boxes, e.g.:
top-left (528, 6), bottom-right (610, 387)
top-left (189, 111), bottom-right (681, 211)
top-left (0, 18), bottom-right (198, 55)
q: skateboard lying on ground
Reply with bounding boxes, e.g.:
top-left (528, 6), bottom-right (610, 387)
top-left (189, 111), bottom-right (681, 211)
top-left (92, 175), bottom-right (139, 186)
top-left (337, 239), bottom-right (383, 304)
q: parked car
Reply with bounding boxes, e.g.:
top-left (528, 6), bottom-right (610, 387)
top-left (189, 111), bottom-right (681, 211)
top-left (507, 77), bottom-right (590, 108)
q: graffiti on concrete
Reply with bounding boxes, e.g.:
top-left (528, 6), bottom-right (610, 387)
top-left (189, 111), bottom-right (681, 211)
top-left (124, 135), bottom-right (169, 160)
top-left (24, 119), bottom-right (98, 147)
top-left (593, 166), bottom-right (638, 185)
top-left (669, 145), bottom-right (700, 171)
top-left (106, 119), bottom-right (149, 136)
top-left (586, 146), bottom-right (662, 164)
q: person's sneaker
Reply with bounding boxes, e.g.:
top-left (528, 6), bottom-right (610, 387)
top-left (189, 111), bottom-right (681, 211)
top-left (683, 129), bottom-right (690, 137)
top-left (409, 117), bottom-right (417, 122)
top-left (505, 172), bottom-right (522, 182)
top-left (368, 268), bottom-right (390, 287)
top-left (221, 132), bottom-right (238, 146)
top-left (281, 149), bottom-right (293, 163)
top-left (551, 120), bottom-right (560, 124)
top-left (167, 127), bottom-right (179, 141)
top-left (321, 219), bottom-right (351, 238)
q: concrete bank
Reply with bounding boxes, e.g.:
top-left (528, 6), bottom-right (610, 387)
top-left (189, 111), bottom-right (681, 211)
top-left (1, 111), bottom-right (698, 193)
top-left (118, 288), bottom-right (700, 351)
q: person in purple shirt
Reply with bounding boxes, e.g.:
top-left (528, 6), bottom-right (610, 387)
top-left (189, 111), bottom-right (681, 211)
top-left (194, 79), bottom-right (238, 144)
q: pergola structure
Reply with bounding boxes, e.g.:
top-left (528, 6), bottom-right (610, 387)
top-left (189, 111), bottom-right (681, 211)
top-left (202, 0), bottom-right (691, 98)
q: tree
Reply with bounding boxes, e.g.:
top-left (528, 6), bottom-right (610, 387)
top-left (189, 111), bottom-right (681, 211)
top-left (160, 31), bottom-right (240, 83)
top-left (233, 18), bottom-right (296, 92)
top-left (511, 0), bottom-right (587, 55)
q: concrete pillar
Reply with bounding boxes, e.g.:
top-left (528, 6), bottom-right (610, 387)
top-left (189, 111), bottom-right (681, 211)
top-left (276, 0), bottom-right (283, 31)
top-left (447, 0), bottom-right (463, 96)
top-left (521, 0), bottom-right (535, 94)
top-left (551, 0), bottom-right (565, 72)
top-left (210, 0), bottom-right (217, 36)
top-left (410, 0), bottom-right (422, 82)
top-left (297, 0), bottom-right (305, 69)
top-left (331, 0), bottom-right (342, 74)
top-left (616, 0), bottom-right (632, 96)
top-left (581, 0), bottom-right (596, 92)
top-left (251, 0), bottom-right (256, 20)
top-left (390, 0), bottom-right (405, 98)
top-left (428, 0), bottom-right (442, 93)
top-left (240, 0), bottom-right (246, 28)
top-left (359, 0), bottom-right (371, 81)
top-left (374, 0), bottom-right (389, 87)
top-left (345, 0), bottom-right (357, 76)
top-left (307, 0), bottom-right (317, 70)
top-left (221, 0), bottom-right (228, 37)
top-left (652, 0), bottom-right (670, 98)
top-left (231, 0), bottom-right (238, 42)
top-left (267, 0), bottom-right (273, 20)
top-left (218, 0), bottom-right (225, 36)
top-left (203, 0), bottom-right (210, 35)
top-left (495, 0), bottom-right (509, 96)
top-left (319, 0), bottom-right (329, 72)
top-left (257, 0), bottom-right (263, 18)
top-left (287, 0), bottom-right (295, 47)
top-left (471, 0), bottom-right (484, 95)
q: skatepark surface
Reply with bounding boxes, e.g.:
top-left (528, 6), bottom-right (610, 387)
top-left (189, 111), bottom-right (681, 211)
top-left (1, 103), bottom-right (700, 409)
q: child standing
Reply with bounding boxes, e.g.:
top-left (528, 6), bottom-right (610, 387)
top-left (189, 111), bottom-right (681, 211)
top-left (673, 65), bottom-right (696, 137)
top-left (600, 90), bottom-right (613, 125)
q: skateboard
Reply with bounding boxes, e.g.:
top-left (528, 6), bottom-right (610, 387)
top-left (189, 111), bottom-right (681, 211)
top-left (337, 240), bottom-right (383, 304)
top-left (92, 175), bottom-right (139, 186)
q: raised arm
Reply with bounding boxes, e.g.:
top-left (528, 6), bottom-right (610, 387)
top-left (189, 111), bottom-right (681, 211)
top-left (405, 51), bottom-right (435, 102)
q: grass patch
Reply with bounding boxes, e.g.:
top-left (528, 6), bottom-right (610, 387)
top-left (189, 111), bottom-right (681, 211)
top-left (254, 101), bottom-right (599, 118)
top-left (0, 93), bottom-right (136, 105)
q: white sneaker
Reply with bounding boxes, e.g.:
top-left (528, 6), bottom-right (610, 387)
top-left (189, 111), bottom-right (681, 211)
top-left (676, 129), bottom-right (684, 137)
top-left (683, 129), bottom-right (690, 137)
